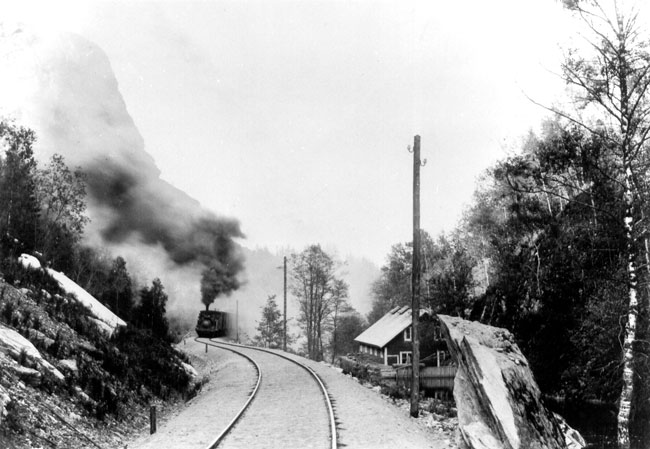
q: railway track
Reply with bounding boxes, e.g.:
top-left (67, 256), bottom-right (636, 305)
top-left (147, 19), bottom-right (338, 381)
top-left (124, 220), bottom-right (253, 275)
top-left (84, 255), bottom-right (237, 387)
top-left (197, 338), bottom-right (337, 449)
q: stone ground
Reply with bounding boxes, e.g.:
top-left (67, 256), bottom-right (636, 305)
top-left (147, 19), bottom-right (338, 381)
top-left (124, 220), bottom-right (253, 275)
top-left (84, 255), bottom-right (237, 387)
top-left (126, 339), bottom-right (458, 449)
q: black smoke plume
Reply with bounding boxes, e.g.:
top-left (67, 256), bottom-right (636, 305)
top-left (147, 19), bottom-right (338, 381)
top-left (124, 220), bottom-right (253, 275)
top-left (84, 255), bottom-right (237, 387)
top-left (0, 27), bottom-right (245, 308)
top-left (85, 161), bottom-right (243, 265)
top-left (84, 159), bottom-right (245, 306)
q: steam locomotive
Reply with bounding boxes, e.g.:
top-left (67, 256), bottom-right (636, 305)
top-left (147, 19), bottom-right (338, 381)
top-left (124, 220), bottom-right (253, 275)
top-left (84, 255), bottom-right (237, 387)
top-left (195, 310), bottom-right (229, 338)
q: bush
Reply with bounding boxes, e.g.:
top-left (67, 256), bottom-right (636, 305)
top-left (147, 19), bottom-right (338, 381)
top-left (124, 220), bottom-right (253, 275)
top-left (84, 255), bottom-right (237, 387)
top-left (3, 399), bottom-right (23, 433)
top-left (380, 383), bottom-right (409, 401)
top-left (17, 349), bottom-right (29, 367)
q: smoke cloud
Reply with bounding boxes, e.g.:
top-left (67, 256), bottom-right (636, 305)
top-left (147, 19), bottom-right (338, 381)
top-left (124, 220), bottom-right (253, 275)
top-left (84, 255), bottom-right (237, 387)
top-left (84, 160), bottom-right (243, 267)
top-left (0, 26), bottom-right (244, 317)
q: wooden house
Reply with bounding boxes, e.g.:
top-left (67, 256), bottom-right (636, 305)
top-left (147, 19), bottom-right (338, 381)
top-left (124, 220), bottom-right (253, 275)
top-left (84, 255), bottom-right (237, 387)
top-left (354, 306), bottom-right (451, 367)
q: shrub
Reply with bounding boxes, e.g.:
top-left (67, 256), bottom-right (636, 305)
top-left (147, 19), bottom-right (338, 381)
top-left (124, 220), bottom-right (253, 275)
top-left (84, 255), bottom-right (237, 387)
top-left (17, 349), bottom-right (28, 367)
top-left (3, 399), bottom-right (23, 432)
top-left (380, 383), bottom-right (409, 401)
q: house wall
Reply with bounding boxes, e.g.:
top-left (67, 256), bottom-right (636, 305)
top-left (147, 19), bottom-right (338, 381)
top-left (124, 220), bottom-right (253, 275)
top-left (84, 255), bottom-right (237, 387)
top-left (385, 328), bottom-right (413, 365)
top-left (384, 324), bottom-right (450, 366)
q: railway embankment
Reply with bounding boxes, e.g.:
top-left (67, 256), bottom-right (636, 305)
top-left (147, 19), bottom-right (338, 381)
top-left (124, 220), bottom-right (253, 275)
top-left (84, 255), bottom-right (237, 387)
top-left (0, 271), bottom-right (202, 449)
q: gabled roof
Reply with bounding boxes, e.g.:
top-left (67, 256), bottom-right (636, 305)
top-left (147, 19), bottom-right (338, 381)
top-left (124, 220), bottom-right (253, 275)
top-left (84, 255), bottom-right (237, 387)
top-left (355, 306), bottom-right (427, 349)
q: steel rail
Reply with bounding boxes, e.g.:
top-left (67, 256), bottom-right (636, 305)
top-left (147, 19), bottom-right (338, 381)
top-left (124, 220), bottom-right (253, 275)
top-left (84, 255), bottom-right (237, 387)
top-left (196, 338), bottom-right (263, 449)
top-left (210, 340), bottom-right (338, 449)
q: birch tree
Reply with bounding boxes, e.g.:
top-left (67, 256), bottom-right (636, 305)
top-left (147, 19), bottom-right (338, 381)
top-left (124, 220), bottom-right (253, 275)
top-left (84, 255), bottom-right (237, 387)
top-left (34, 154), bottom-right (89, 267)
top-left (555, 2), bottom-right (650, 446)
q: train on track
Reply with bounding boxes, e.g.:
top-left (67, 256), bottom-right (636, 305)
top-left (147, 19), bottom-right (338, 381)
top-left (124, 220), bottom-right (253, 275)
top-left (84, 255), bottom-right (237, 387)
top-left (195, 310), bottom-right (230, 338)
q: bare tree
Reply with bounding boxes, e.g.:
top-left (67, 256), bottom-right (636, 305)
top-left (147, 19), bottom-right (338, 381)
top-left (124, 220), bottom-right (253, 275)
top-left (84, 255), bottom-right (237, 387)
top-left (289, 245), bottom-right (348, 361)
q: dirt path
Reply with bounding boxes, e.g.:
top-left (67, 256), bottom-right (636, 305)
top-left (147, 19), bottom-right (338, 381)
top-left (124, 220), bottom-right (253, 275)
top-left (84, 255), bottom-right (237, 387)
top-left (126, 339), bottom-right (457, 449)
top-left (261, 347), bottom-right (455, 449)
top-left (128, 341), bottom-right (256, 449)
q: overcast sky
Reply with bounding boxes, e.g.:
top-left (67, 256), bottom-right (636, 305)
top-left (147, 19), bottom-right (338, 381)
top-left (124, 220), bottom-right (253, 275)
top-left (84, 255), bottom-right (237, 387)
top-left (7, 0), bottom-right (570, 265)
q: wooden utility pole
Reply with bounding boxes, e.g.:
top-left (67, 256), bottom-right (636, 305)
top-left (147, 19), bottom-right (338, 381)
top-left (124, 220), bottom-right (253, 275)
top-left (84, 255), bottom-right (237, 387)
top-left (410, 135), bottom-right (422, 418)
top-left (283, 256), bottom-right (288, 351)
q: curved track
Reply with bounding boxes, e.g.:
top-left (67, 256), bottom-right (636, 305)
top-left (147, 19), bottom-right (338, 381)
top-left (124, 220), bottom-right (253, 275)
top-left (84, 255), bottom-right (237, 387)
top-left (197, 338), bottom-right (337, 449)
top-left (196, 339), bottom-right (263, 449)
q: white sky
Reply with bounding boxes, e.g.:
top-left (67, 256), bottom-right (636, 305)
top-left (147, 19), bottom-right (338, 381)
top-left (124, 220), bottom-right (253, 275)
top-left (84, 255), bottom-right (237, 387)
top-left (5, 0), bottom-right (570, 265)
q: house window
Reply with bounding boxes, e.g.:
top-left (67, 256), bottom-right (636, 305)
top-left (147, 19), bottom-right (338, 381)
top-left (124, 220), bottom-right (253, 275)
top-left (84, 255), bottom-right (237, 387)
top-left (400, 351), bottom-right (412, 364)
top-left (404, 326), bottom-right (412, 342)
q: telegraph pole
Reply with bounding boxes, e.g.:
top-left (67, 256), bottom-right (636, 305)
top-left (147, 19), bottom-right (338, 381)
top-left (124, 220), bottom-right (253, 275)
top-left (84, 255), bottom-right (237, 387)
top-left (277, 256), bottom-right (288, 351)
top-left (410, 135), bottom-right (423, 418)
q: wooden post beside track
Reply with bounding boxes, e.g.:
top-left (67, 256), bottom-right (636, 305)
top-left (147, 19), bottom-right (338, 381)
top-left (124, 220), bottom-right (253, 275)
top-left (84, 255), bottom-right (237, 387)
top-left (150, 405), bottom-right (157, 434)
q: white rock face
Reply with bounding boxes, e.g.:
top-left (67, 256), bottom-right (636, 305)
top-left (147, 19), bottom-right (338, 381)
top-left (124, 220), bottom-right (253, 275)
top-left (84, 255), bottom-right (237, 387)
top-left (58, 359), bottom-right (78, 374)
top-left (18, 253), bottom-right (41, 270)
top-left (47, 268), bottom-right (126, 335)
top-left (181, 362), bottom-right (198, 379)
top-left (19, 254), bottom-right (126, 336)
top-left (0, 324), bottom-right (64, 382)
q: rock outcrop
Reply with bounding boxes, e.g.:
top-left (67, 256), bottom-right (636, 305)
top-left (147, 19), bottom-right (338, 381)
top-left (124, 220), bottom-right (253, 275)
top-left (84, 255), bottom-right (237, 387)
top-left (0, 384), bottom-right (10, 427)
top-left (438, 315), bottom-right (585, 449)
top-left (0, 324), bottom-right (64, 383)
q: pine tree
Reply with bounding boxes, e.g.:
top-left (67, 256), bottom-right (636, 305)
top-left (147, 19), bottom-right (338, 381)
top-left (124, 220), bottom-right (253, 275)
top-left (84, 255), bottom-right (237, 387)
top-left (103, 257), bottom-right (133, 321)
top-left (135, 278), bottom-right (169, 340)
top-left (0, 121), bottom-right (40, 256)
top-left (253, 295), bottom-right (284, 349)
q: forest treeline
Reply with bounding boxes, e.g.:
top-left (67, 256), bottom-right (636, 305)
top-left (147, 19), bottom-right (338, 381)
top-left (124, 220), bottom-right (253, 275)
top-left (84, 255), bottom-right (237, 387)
top-left (0, 120), bottom-right (175, 340)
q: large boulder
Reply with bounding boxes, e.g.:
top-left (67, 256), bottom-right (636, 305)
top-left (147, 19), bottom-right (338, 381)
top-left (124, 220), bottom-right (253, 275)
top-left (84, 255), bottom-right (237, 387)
top-left (437, 315), bottom-right (584, 449)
